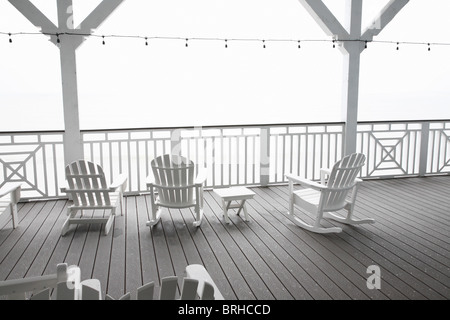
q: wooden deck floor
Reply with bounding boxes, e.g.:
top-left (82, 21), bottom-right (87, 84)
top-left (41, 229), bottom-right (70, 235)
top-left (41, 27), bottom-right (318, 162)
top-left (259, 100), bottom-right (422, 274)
top-left (1, 176), bottom-right (449, 300)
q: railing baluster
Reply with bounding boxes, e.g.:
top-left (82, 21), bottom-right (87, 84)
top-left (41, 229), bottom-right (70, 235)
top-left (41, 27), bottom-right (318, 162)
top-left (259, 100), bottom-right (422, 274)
top-left (260, 127), bottom-right (270, 186)
top-left (419, 122), bottom-right (430, 176)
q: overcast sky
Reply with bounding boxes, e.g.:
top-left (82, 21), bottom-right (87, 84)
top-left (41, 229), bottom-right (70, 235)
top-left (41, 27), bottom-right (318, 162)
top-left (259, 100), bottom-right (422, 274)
top-left (1, 0), bottom-right (449, 130)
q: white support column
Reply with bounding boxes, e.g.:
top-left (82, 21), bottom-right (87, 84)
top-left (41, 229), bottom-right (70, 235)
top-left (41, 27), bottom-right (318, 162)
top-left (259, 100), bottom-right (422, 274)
top-left (340, 0), bottom-right (363, 155)
top-left (57, 0), bottom-right (82, 166)
top-left (8, 0), bottom-right (124, 167)
top-left (59, 38), bottom-right (83, 165)
top-left (298, 0), bottom-right (409, 155)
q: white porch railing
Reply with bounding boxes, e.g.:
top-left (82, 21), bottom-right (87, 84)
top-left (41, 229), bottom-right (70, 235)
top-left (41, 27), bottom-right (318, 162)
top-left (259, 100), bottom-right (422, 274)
top-left (1, 120), bottom-right (449, 200)
top-left (0, 131), bottom-right (65, 199)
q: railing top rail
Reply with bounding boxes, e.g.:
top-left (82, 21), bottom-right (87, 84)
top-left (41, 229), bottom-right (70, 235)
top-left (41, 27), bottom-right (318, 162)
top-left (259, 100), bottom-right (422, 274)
top-left (357, 119), bottom-right (450, 125)
top-left (79, 122), bottom-right (346, 133)
top-left (2, 119), bottom-right (449, 135)
top-left (0, 130), bottom-right (64, 135)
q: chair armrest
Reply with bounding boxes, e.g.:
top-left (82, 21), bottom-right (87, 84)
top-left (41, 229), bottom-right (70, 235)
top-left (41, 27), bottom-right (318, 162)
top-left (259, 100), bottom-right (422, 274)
top-left (195, 167), bottom-right (207, 186)
top-left (145, 175), bottom-right (155, 188)
top-left (60, 180), bottom-right (69, 194)
top-left (285, 173), bottom-right (324, 191)
top-left (0, 183), bottom-right (22, 204)
top-left (320, 168), bottom-right (331, 185)
top-left (110, 174), bottom-right (128, 193)
top-left (0, 182), bottom-right (22, 198)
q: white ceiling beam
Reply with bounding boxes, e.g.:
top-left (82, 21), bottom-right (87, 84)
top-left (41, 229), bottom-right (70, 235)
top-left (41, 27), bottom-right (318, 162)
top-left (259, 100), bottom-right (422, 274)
top-left (362, 0), bottom-right (409, 40)
top-left (7, 0), bottom-right (57, 43)
top-left (298, 0), bottom-right (409, 155)
top-left (73, 0), bottom-right (124, 48)
top-left (298, 0), bottom-right (349, 39)
top-left (8, 0), bottom-right (125, 167)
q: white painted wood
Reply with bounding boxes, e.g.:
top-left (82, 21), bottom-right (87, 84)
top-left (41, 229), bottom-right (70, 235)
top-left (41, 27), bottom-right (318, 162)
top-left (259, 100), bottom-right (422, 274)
top-left (297, 0), bottom-right (348, 38)
top-left (298, 0), bottom-right (409, 155)
top-left (146, 155), bottom-right (206, 228)
top-left (286, 153), bottom-right (374, 233)
top-left (260, 127), bottom-right (271, 186)
top-left (119, 292), bottom-right (131, 300)
top-left (419, 122), bottom-right (430, 176)
top-left (0, 182), bottom-right (21, 229)
top-left (81, 279), bottom-right (102, 300)
top-left (9, 0), bottom-right (124, 167)
top-left (60, 160), bottom-right (127, 236)
top-left (0, 263), bottom-right (80, 300)
top-left (1, 263), bottom-right (221, 300)
top-left (56, 281), bottom-right (76, 300)
top-left (29, 288), bottom-right (51, 300)
top-left (180, 278), bottom-right (199, 300)
top-left (159, 276), bottom-right (178, 300)
top-left (185, 264), bottom-right (224, 300)
top-left (201, 282), bottom-right (216, 300)
top-left (361, 0), bottom-right (410, 41)
top-left (137, 282), bottom-right (155, 300)
top-left (110, 265), bottom-right (222, 300)
top-left (214, 187), bottom-right (255, 223)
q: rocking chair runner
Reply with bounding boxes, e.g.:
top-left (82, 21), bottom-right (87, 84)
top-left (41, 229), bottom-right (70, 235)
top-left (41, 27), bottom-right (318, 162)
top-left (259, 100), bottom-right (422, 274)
top-left (285, 153), bottom-right (375, 234)
top-left (60, 160), bottom-right (128, 236)
top-left (146, 155), bottom-right (206, 227)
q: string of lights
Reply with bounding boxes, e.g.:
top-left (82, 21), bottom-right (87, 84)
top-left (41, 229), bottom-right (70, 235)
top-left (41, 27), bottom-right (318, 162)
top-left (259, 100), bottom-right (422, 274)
top-left (2, 31), bottom-right (450, 51)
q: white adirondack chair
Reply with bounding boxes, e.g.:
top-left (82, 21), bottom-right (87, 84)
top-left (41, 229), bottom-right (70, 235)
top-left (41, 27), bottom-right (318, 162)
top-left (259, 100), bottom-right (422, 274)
top-left (106, 264), bottom-right (223, 300)
top-left (0, 263), bottom-right (102, 300)
top-left (0, 182), bottom-right (21, 229)
top-left (60, 160), bottom-right (127, 236)
top-left (146, 155), bottom-right (206, 227)
top-left (1, 263), bottom-right (222, 300)
top-left (285, 153), bottom-right (375, 234)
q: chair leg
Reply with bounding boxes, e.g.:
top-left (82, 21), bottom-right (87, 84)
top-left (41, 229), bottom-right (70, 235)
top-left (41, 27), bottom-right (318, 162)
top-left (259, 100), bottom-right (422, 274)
top-left (104, 214), bottom-right (115, 236)
top-left (119, 192), bottom-right (124, 216)
top-left (10, 203), bottom-right (18, 229)
top-left (221, 199), bottom-right (230, 224)
top-left (241, 200), bottom-right (249, 222)
top-left (192, 186), bottom-right (203, 227)
top-left (61, 208), bottom-right (75, 236)
top-left (146, 191), bottom-right (161, 227)
top-left (146, 205), bottom-right (161, 227)
top-left (192, 202), bottom-right (203, 227)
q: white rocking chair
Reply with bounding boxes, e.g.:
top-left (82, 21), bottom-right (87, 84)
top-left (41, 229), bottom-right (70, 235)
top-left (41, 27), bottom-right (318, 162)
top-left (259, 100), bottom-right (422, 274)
top-left (60, 160), bottom-right (127, 236)
top-left (285, 153), bottom-right (375, 234)
top-left (146, 155), bottom-right (206, 228)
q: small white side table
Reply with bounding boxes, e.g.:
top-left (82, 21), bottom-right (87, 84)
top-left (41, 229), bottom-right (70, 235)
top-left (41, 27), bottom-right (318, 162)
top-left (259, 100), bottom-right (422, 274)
top-left (213, 187), bottom-right (255, 224)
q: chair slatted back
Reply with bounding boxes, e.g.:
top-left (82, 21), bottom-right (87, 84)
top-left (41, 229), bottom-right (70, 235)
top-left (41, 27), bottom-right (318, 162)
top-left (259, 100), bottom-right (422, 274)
top-left (65, 160), bottom-right (111, 207)
top-left (151, 155), bottom-right (195, 205)
top-left (321, 153), bottom-right (365, 211)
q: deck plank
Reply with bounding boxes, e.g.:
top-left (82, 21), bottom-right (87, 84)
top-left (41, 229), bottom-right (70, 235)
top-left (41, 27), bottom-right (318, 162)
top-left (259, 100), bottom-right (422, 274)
top-left (203, 191), bottom-right (276, 300)
top-left (25, 201), bottom-right (69, 278)
top-left (125, 196), bottom-right (143, 299)
top-left (8, 200), bottom-right (66, 280)
top-left (135, 195), bottom-right (159, 289)
top-left (0, 201), bottom-right (53, 280)
top-left (1, 177), bottom-right (449, 300)
top-left (206, 191), bottom-right (293, 300)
